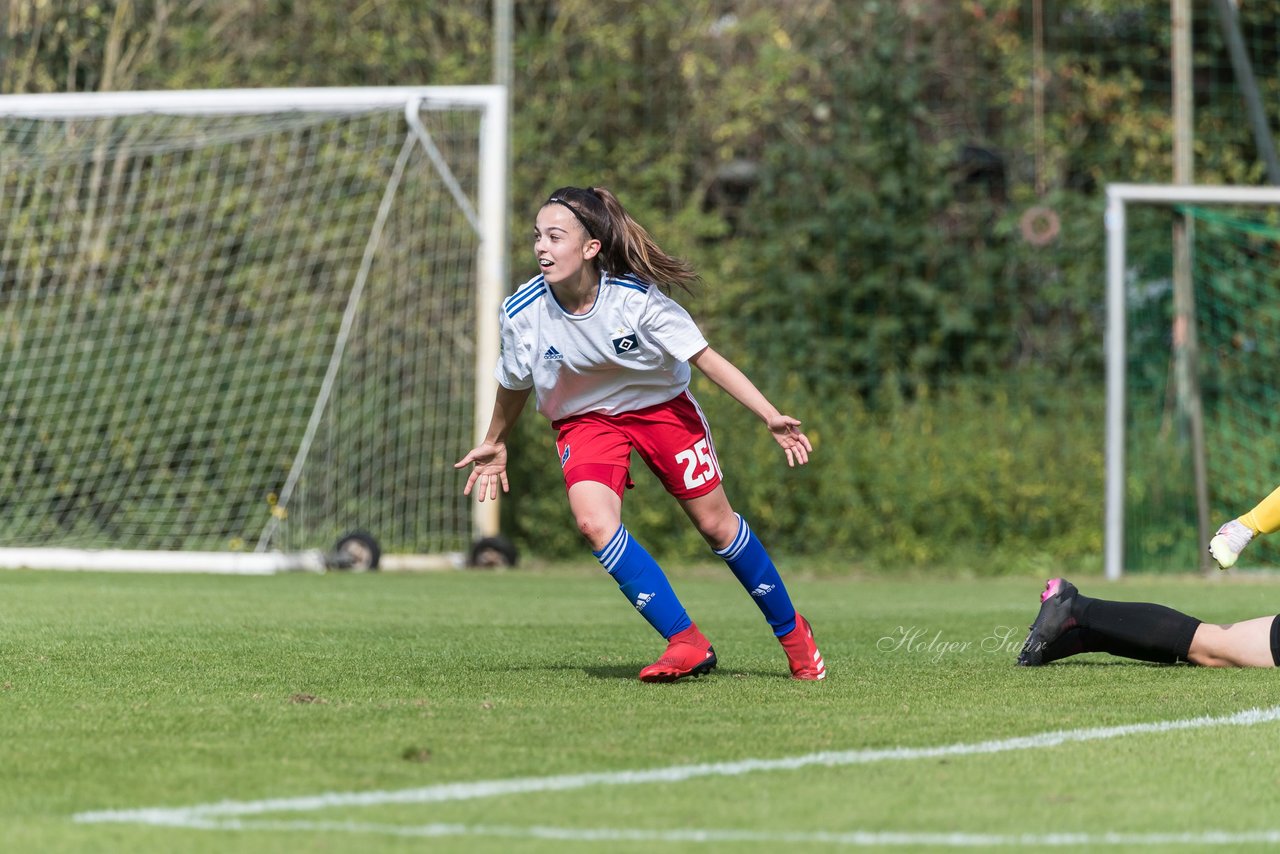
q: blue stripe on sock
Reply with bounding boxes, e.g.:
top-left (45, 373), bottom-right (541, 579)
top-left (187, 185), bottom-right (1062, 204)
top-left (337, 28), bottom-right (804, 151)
top-left (714, 514), bottom-right (751, 562)
top-left (593, 525), bottom-right (691, 639)
top-left (716, 514), bottom-right (797, 637)
top-left (595, 526), bottom-right (629, 570)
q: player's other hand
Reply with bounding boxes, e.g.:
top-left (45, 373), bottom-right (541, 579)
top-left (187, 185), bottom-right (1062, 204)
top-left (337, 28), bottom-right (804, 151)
top-left (455, 441), bottom-right (510, 501)
top-left (767, 415), bottom-right (812, 467)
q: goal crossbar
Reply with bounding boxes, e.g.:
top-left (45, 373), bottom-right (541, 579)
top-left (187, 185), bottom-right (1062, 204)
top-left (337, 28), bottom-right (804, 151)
top-left (0, 86), bottom-right (506, 117)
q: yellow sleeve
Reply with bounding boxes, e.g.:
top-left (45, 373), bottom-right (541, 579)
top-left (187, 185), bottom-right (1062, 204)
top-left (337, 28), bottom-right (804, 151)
top-left (1241, 483), bottom-right (1280, 536)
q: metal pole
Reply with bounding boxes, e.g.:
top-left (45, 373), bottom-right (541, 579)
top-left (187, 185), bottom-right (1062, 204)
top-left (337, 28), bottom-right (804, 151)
top-left (1212, 0), bottom-right (1280, 184)
top-left (1105, 190), bottom-right (1127, 582)
top-left (463, 2), bottom-right (514, 543)
top-left (473, 86), bottom-right (509, 541)
top-left (1171, 0), bottom-right (1213, 574)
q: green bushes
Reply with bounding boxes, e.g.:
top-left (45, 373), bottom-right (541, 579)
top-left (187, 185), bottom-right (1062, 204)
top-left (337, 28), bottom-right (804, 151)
top-left (502, 375), bottom-right (1105, 575)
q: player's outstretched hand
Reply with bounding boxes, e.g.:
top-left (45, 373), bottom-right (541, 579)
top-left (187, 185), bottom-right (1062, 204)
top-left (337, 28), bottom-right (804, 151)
top-left (455, 441), bottom-right (510, 501)
top-left (767, 414), bottom-right (812, 467)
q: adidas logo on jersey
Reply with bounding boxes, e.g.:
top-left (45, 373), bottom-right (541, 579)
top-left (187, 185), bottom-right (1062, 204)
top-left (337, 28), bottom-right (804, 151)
top-left (750, 583), bottom-right (776, 598)
top-left (543, 346), bottom-right (563, 361)
top-left (633, 591), bottom-right (655, 612)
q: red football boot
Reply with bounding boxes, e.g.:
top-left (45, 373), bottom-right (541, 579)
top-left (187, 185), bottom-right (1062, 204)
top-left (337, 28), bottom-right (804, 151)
top-left (779, 614), bottom-right (826, 680)
top-left (638, 624), bottom-right (717, 682)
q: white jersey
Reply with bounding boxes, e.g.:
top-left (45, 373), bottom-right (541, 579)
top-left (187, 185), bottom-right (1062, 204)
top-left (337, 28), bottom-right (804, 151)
top-left (495, 271), bottom-right (708, 422)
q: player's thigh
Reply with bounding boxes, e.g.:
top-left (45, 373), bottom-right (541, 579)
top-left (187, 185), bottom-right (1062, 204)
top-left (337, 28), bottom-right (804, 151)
top-left (555, 415), bottom-right (635, 496)
top-left (629, 394), bottom-right (723, 499)
top-left (567, 480), bottom-right (624, 551)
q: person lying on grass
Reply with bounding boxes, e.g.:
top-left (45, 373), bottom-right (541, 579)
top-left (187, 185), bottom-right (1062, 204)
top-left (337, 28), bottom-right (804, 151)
top-left (1018, 578), bottom-right (1277, 668)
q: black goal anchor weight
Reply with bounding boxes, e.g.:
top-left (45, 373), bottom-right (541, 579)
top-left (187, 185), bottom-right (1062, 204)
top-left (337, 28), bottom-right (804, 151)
top-left (326, 531), bottom-right (520, 571)
top-left (330, 530), bottom-right (382, 571)
top-left (467, 535), bottom-right (518, 569)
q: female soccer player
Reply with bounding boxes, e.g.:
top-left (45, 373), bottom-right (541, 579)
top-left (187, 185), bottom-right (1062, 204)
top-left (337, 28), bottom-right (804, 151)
top-left (1209, 483), bottom-right (1280, 569)
top-left (1018, 578), bottom-right (1278, 668)
top-left (455, 186), bottom-right (825, 682)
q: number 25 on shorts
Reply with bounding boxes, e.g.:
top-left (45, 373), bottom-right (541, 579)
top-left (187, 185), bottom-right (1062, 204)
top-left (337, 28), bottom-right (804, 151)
top-left (675, 439), bottom-right (720, 490)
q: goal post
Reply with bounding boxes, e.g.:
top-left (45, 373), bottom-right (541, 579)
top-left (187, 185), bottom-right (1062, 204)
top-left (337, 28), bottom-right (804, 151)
top-left (0, 86), bottom-right (507, 573)
top-left (1105, 183), bottom-right (1280, 579)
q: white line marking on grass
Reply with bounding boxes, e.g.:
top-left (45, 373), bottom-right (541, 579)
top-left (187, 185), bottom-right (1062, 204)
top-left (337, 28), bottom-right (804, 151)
top-left (74, 704), bottom-right (1280, 830)
top-left (99, 819), bottom-right (1280, 847)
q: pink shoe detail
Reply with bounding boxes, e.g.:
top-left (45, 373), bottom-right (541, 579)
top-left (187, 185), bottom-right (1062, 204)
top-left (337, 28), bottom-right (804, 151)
top-left (1040, 578), bottom-right (1064, 604)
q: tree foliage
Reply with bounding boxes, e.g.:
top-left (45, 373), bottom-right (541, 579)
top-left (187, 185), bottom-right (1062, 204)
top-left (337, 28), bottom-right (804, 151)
top-left (3, 0), bottom-right (1279, 566)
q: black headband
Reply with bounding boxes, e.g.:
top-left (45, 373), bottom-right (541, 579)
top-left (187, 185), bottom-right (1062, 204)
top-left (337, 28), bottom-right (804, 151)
top-left (547, 197), bottom-right (597, 239)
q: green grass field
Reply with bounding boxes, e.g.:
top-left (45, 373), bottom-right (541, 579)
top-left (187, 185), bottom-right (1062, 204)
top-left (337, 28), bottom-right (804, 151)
top-left (5, 565), bottom-right (1280, 852)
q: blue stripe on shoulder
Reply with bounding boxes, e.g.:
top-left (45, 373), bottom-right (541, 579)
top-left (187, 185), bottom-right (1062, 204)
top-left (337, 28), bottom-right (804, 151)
top-left (608, 273), bottom-right (650, 294)
top-left (503, 276), bottom-right (547, 317)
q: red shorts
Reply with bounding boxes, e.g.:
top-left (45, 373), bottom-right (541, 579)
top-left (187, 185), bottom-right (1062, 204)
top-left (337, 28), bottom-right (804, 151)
top-left (552, 392), bottom-right (723, 500)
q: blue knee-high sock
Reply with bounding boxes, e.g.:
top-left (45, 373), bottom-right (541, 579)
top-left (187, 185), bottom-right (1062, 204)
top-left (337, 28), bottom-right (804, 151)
top-left (715, 514), bottom-right (797, 637)
top-left (594, 525), bottom-right (691, 639)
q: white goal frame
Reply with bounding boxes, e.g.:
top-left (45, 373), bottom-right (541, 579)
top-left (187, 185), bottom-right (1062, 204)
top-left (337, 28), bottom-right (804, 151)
top-left (0, 86), bottom-right (507, 574)
top-left (1105, 183), bottom-right (1280, 579)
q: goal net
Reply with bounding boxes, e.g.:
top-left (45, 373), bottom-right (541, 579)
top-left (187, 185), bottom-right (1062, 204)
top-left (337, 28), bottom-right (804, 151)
top-left (0, 87), bottom-right (506, 573)
top-left (1106, 184), bottom-right (1280, 577)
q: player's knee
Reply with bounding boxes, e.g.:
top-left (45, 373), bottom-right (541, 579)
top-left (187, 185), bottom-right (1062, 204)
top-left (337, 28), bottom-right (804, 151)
top-left (1188, 622), bottom-right (1267, 667)
top-left (1187, 649), bottom-right (1231, 667)
top-left (683, 502), bottom-right (737, 549)
top-left (1188, 625), bottom-right (1232, 667)
top-left (700, 516), bottom-right (738, 550)
top-left (575, 514), bottom-right (616, 550)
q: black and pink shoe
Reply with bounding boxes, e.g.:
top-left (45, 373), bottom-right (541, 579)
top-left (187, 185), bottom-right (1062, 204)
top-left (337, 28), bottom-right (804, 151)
top-left (1016, 578), bottom-right (1079, 666)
